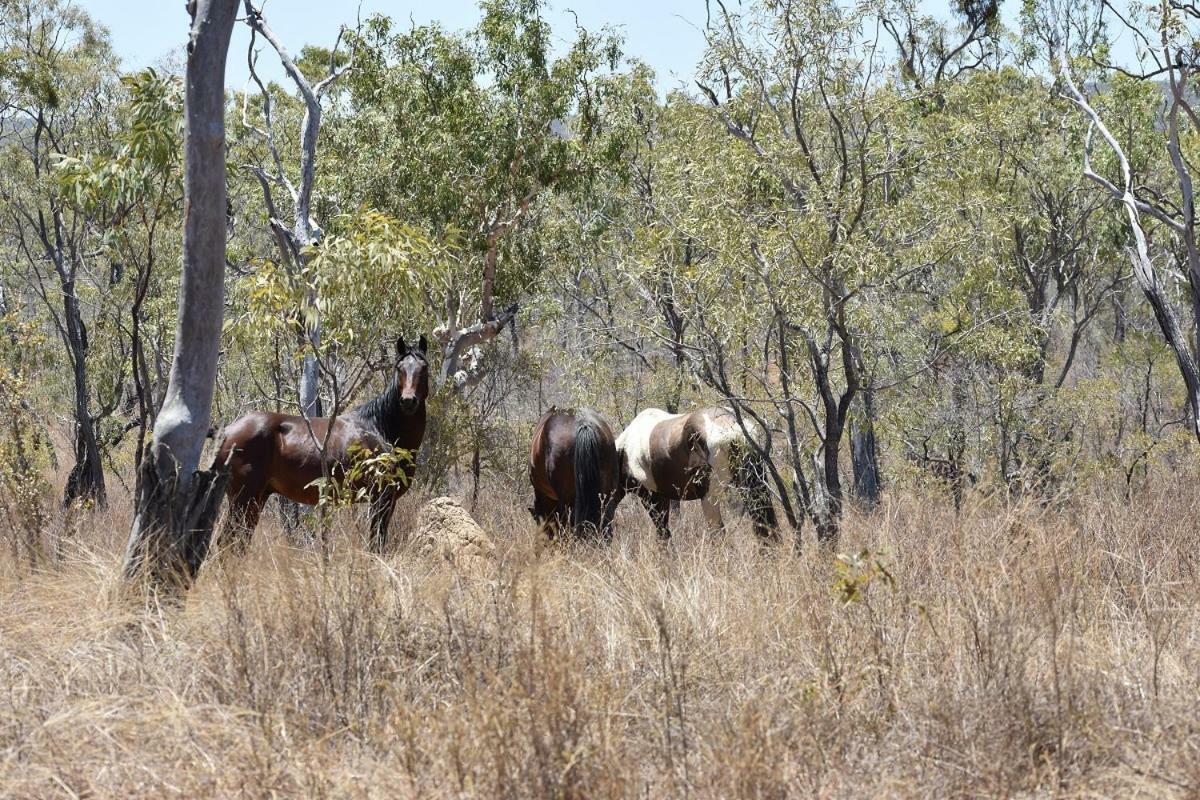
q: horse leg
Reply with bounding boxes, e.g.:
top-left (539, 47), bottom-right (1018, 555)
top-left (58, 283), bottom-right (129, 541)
top-left (599, 490), bottom-right (621, 543)
top-left (637, 488), bottom-right (671, 541)
top-left (222, 492), bottom-right (267, 556)
top-left (367, 487), bottom-right (398, 553)
top-left (700, 495), bottom-right (725, 534)
top-left (531, 491), bottom-right (559, 539)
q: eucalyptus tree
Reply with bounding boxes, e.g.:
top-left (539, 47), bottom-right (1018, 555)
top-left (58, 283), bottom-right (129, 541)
top-left (55, 69), bottom-right (185, 471)
top-left (326, 0), bottom-right (624, 391)
top-left (1055, 0), bottom-right (1200, 445)
top-left (0, 0), bottom-right (117, 506)
top-left (535, 64), bottom-right (691, 416)
top-left (646, 0), bottom-right (935, 542)
top-left (880, 0), bottom-right (1004, 93)
top-left (889, 65), bottom-right (1128, 493)
top-left (238, 0), bottom-right (356, 420)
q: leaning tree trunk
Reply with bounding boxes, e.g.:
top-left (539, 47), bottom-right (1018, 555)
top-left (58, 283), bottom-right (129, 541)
top-left (1060, 47), bottom-right (1200, 445)
top-left (122, 0), bottom-right (238, 588)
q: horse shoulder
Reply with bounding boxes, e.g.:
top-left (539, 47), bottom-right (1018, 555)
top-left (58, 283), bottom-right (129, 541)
top-left (339, 416), bottom-right (389, 456)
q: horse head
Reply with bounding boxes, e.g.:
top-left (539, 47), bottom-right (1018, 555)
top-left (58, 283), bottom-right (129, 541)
top-left (394, 334), bottom-right (430, 415)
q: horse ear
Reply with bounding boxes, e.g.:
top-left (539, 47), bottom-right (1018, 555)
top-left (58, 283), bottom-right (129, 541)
top-left (395, 335), bottom-right (407, 356)
top-left (418, 334), bottom-right (428, 355)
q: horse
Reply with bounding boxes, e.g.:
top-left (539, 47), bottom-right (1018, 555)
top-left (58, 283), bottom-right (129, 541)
top-left (216, 335), bottom-right (430, 552)
top-left (528, 407), bottom-right (621, 540)
top-left (616, 406), bottom-right (778, 542)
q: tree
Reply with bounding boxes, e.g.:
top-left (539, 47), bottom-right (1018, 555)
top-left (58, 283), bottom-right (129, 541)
top-left (1055, 2), bottom-right (1200, 444)
top-left (678, 0), bottom-right (912, 542)
top-left (0, 1), bottom-right (116, 507)
top-left (328, 0), bottom-right (623, 391)
top-left (239, 0), bottom-right (356, 420)
top-left (122, 0), bottom-right (239, 587)
top-left (55, 69), bottom-right (185, 472)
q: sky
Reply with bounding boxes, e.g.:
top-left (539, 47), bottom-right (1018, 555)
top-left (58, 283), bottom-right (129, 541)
top-left (72, 0), bottom-right (1146, 93)
top-left (74, 0), bottom-right (712, 91)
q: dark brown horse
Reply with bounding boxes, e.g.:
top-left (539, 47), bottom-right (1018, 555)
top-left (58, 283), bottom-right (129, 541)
top-left (528, 407), bottom-right (620, 540)
top-left (616, 407), bottom-right (778, 542)
top-left (216, 335), bottom-right (430, 552)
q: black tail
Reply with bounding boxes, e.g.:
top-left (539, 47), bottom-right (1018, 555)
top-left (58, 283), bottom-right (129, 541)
top-left (573, 414), bottom-right (606, 537)
top-left (731, 440), bottom-right (779, 542)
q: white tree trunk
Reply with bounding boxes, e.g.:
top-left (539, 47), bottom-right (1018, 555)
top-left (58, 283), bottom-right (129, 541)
top-left (123, 0), bottom-right (238, 586)
top-left (1059, 47), bottom-right (1200, 444)
top-left (243, 1), bottom-right (351, 419)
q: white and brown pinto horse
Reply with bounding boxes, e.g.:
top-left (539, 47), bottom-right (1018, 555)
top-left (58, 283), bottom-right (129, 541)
top-left (616, 407), bottom-right (778, 542)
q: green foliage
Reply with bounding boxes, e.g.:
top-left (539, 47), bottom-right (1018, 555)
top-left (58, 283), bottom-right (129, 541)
top-left (229, 209), bottom-right (442, 370)
top-left (53, 68), bottom-right (183, 213)
top-left (309, 443), bottom-right (414, 508)
top-left (325, 0), bottom-right (625, 318)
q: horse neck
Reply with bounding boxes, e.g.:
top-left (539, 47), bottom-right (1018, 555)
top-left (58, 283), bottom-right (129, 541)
top-left (359, 381), bottom-right (426, 447)
top-left (391, 401), bottom-right (426, 450)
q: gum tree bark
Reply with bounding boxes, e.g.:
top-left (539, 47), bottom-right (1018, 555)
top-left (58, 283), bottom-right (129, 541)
top-left (122, 0), bottom-right (238, 586)
top-left (850, 386), bottom-right (881, 510)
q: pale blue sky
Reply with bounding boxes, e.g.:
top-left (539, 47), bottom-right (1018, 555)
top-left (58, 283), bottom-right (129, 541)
top-left (74, 1), bottom-right (1137, 92)
top-left (75, 0), bottom-right (712, 91)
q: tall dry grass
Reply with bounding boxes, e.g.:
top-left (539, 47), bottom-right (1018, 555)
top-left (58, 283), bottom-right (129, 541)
top-left (2, 476), bottom-right (1199, 798)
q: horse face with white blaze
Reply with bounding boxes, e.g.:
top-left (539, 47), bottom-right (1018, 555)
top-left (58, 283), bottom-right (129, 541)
top-left (394, 334), bottom-right (430, 415)
top-left (616, 407), bottom-right (778, 542)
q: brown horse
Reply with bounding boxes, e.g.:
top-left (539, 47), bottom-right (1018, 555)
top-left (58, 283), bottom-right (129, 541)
top-left (216, 335), bottom-right (430, 552)
top-left (616, 407), bottom-right (778, 542)
top-left (528, 407), bottom-right (621, 540)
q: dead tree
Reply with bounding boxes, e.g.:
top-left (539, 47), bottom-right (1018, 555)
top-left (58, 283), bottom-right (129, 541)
top-left (241, 0), bottom-right (356, 419)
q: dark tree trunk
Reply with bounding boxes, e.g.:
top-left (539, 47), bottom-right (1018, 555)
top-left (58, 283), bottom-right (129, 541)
top-left (822, 420), bottom-right (845, 525)
top-left (850, 387), bottom-right (881, 510)
top-left (804, 323), bottom-right (856, 545)
top-left (122, 0), bottom-right (239, 588)
top-left (61, 289), bottom-right (105, 507)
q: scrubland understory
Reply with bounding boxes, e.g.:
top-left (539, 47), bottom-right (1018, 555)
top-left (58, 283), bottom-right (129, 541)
top-left (2, 477), bottom-right (1198, 798)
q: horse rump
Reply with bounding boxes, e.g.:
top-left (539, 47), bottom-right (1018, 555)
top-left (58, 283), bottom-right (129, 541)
top-left (573, 411), bottom-right (615, 538)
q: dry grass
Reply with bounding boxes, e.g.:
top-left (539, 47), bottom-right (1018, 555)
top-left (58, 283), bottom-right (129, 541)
top-left (2, 476), bottom-right (1200, 798)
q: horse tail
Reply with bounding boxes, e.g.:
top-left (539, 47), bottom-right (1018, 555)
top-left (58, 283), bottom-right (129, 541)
top-left (730, 437), bottom-right (779, 541)
top-left (573, 413), bottom-right (606, 537)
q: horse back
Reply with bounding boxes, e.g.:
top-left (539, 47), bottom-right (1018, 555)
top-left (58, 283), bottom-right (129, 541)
top-left (575, 408), bottom-right (619, 494)
top-left (530, 408), bottom-right (619, 496)
top-left (617, 408), bottom-right (710, 500)
top-left (218, 410), bottom-right (388, 506)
